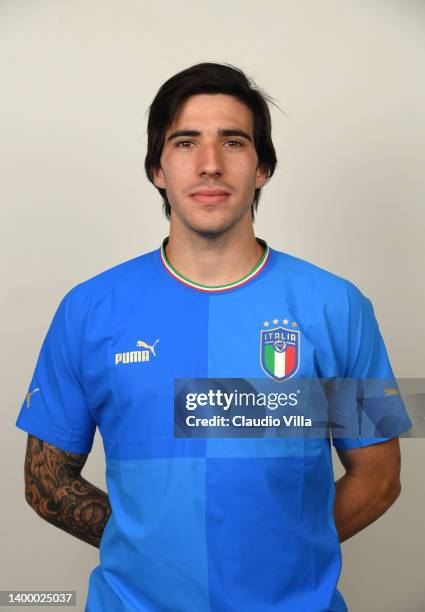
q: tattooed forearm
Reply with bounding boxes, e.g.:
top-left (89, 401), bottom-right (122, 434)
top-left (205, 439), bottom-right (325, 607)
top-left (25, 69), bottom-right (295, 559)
top-left (24, 434), bottom-right (111, 548)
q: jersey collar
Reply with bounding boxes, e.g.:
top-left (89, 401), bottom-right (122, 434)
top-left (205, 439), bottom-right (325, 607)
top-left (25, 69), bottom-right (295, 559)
top-left (159, 237), bottom-right (270, 293)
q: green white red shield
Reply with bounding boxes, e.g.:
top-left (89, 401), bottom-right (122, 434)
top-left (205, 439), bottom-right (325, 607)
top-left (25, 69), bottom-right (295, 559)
top-left (260, 326), bottom-right (300, 381)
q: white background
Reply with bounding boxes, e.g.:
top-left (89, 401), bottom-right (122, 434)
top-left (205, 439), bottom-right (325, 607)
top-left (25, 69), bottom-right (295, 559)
top-left (1, 1), bottom-right (424, 610)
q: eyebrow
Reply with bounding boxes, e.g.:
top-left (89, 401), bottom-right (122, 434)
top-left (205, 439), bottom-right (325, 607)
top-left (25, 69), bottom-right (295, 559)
top-left (166, 128), bottom-right (253, 143)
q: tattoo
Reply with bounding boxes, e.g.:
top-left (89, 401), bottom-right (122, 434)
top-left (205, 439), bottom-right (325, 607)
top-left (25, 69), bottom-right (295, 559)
top-left (24, 434), bottom-right (111, 548)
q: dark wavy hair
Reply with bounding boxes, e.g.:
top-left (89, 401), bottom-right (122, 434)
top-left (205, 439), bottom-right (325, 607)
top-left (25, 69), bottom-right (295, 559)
top-left (144, 62), bottom-right (279, 220)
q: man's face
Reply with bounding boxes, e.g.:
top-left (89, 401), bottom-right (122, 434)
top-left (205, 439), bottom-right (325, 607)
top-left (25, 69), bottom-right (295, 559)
top-left (153, 93), bottom-right (268, 236)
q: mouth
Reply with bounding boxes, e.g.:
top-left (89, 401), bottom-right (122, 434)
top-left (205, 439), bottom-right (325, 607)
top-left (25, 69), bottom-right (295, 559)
top-left (190, 190), bottom-right (231, 204)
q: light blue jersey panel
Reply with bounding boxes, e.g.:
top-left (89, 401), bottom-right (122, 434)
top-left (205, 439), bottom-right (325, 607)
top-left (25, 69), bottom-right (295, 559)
top-left (204, 263), bottom-right (344, 612)
top-left (16, 239), bottom-right (412, 612)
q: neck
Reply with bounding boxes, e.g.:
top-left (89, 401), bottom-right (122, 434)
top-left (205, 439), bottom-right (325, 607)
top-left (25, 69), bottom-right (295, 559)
top-left (164, 222), bottom-right (265, 287)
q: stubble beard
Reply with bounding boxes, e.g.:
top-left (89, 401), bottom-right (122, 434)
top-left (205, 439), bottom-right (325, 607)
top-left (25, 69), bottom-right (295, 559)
top-left (170, 197), bottom-right (252, 241)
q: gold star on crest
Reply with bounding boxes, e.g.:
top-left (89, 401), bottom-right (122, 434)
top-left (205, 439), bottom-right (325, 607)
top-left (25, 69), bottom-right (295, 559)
top-left (292, 322), bottom-right (298, 327)
top-left (263, 320), bottom-right (270, 327)
top-left (282, 319), bottom-right (288, 325)
top-left (272, 318), bottom-right (279, 325)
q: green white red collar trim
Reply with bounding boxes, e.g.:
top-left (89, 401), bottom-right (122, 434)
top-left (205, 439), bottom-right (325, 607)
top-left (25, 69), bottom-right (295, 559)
top-left (160, 237), bottom-right (270, 293)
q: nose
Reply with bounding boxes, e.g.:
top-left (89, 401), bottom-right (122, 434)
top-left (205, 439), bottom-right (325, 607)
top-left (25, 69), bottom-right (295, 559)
top-left (197, 143), bottom-right (223, 177)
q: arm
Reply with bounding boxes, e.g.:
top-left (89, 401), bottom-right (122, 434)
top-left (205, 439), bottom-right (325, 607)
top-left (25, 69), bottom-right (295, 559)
top-left (333, 437), bottom-right (402, 543)
top-left (24, 434), bottom-right (111, 548)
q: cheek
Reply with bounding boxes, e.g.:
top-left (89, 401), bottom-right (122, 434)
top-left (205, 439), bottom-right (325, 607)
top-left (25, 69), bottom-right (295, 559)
top-left (231, 155), bottom-right (258, 180)
top-left (234, 165), bottom-right (258, 193)
top-left (164, 157), bottom-right (193, 185)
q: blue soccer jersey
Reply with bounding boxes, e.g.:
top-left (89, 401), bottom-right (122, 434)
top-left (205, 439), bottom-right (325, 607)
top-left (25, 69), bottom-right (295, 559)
top-left (16, 238), bottom-right (412, 612)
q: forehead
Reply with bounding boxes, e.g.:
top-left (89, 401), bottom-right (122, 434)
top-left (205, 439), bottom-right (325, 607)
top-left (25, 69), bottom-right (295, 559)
top-left (168, 93), bottom-right (254, 133)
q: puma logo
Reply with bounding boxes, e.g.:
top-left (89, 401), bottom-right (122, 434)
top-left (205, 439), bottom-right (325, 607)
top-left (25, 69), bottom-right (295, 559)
top-left (26, 387), bottom-right (40, 408)
top-left (115, 339), bottom-right (160, 366)
top-left (136, 339), bottom-right (159, 357)
top-left (384, 387), bottom-right (399, 396)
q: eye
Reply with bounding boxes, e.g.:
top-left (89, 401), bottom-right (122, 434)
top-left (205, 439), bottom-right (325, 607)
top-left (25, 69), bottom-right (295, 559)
top-left (175, 140), bottom-right (194, 148)
top-left (224, 140), bottom-right (243, 147)
top-left (175, 139), bottom-right (244, 148)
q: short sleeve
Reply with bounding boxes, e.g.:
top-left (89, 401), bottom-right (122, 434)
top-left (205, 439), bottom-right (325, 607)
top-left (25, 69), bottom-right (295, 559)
top-left (330, 289), bottom-right (412, 450)
top-left (15, 287), bottom-right (96, 454)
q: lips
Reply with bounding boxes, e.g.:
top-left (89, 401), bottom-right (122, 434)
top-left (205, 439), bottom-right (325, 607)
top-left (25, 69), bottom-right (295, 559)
top-left (190, 189), bottom-right (230, 203)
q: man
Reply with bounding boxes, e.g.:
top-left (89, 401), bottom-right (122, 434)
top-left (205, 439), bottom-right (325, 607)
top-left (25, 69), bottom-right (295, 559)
top-left (17, 62), bottom-right (412, 611)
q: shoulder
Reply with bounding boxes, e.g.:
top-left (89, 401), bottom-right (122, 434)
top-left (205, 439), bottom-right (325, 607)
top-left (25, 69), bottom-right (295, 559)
top-left (59, 247), bottom-right (158, 312)
top-left (271, 247), bottom-right (369, 310)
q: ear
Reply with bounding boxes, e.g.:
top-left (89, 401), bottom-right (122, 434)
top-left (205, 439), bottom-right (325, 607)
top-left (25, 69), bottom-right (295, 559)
top-left (152, 165), bottom-right (166, 189)
top-left (255, 163), bottom-right (269, 189)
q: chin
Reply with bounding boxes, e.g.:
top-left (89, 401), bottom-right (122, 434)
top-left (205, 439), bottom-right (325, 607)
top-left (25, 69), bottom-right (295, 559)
top-left (186, 215), bottom-right (239, 238)
top-left (171, 201), bottom-right (249, 237)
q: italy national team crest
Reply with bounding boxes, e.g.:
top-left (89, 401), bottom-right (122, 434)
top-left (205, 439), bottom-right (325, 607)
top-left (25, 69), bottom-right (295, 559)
top-left (260, 320), bottom-right (300, 382)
